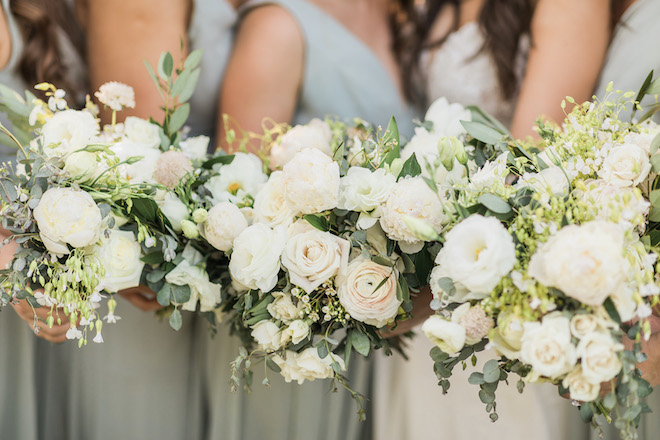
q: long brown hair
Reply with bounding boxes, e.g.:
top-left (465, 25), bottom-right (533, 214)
top-left (10, 0), bottom-right (87, 102)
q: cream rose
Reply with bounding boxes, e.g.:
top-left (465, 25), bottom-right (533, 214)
top-left (34, 188), bottom-right (103, 254)
top-left (41, 110), bottom-right (99, 157)
top-left (124, 116), bottom-right (161, 149)
top-left (528, 221), bottom-right (625, 306)
top-left (253, 171), bottom-right (297, 228)
top-left (270, 118), bottom-right (332, 169)
top-left (569, 314), bottom-right (603, 340)
top-left (229, 224), bottom-right (286, 292)
top-left (94, 230), bottom-right (144, 292)
top-left (422, 315), bottom-right (466, 354)
top-left (577, 332), bottom-right (623, 383)
top-left (337, 256), bottom-right (401, 327)
top-left (281, 319), bottom-right (310, 345)
top-left (600, 143), bottom-right (651, 187)
top-left (267, 291), bottom-right (302, 322)
top-left (562, 367), bottom-right (600, 402)
top-left (281, 221), bottom-right (350, 294)
top-left (275, 349), bottom-right (345, 384)
top-left (251, 320), bottom-right (284, 351)
top-left (282, 148), bottom-right (340, 215)
top-left (202, 202), bottom-right (248, 252)
top-left (338, 167), bottom-right (396, 229)
top-left (520, 313), bottom-right (577, 379)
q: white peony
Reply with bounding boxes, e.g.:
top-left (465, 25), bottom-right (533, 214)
top-left (435, 214), bottom-right (515, 296)
top-left (520, 313), bottom-right (577, 378)
top-left (599, 143), bottom-right (651, 187)
top-left (424, 97), bottom-right (471, 137)
top-left (577, 332), bottom-right (623, 383)
top-left (165, 259), bottom-right (222, 312)
top-left (64, 151), bottom-right (100, 180)
top-left (94, 230), bottom-right (143, 292)
top-left (528, 221), bottom-right (625, 306)
top-left (179, 135), bottom-right (210, 160)
top-left (267, 291), bottom-right (302, 323)
top-left (157, 192), bottom-right (189, 232)
top-left (281, 221), bottom-right (350, 294)
top-left (270, 118), bottom-right (332, 169)
top-left (251, 320), bottom-right (284, 351)
top-left (41, 110), bottom-right (99, 157)
top-left (123, 116), bottom-right (161, 149)
top-left (562, 367), bottom-right (600, 402)
top-left (206, 153), bottom-right (267, 205)
top-left (33, 188), bottom-right (103, 254)
top-left (379, 176), bottom-right (445, 253)
top-left (281, 148), bottom-right (340, 215)
top-left (253, 171), bottom-right (297, 228)
top-left (422, 315), bottom-right (466, 354)
top-left (229, 224), bottom-right (286, 292)
top-left (338, 167), bottom-right (396, 229)
top-left (337, 256), bottom-right (401, 327)
top-left (202, 202), bottom-right (248, 252)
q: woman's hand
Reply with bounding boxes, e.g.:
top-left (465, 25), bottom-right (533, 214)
top-left (382, 285), bottom-right (434, 338)
top-left (119, 285), bottom-right (163, 312)
top-left (10, 297), bottom-right (71, 343)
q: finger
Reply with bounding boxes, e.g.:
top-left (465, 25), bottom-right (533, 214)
top-left (121, 293), bottom-right (163, 312)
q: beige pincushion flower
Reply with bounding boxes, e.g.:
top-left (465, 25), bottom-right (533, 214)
top-left (154, 151), bottom-right (193, 189)
top-left (95, 81), bottom-right (135, 111)
top-left (455, 304), bottom-right (493, 344)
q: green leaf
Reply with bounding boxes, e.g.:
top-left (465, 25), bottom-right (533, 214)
top-left (168, 103), bottom-right (190, 134)
top-left (461, 120), bottom-right (504, 145)
top-left (483, 359), bottom-right (500, 383)
top-left (384, 116), bottom-right (400, 146)
top-left (184, 49), bottom-right (204, 71)
top-left (635, 70), bottom-right (654, 104)
top-left (157, 284), bottom-right (172, 307)
top-left (647, 77), bottom-right (660, 95)
top-left (303, 214), bottom-right (329, 232)
top-left (171, 67), bottom-right (193, 97)
top-left (435, 277), bottom-right (456, 296)
top-left (466, 105), bottom-right (509, 134)
top-left (468, 372), bottom-right (485, 385)
top-left (399, 153), bottom-right (422, 179)
top-left (350, 330), bottom-right (371, 357)
top-left (142, 252), bottom-right (165, 265)
top-left (0, 179), bottom-right (18, 203)
top-left (202, 154), bottom-right (234, 169)
top-left (169, 309), bottom-right (183, 331)
top-left (317, 342), bottom-right (329, 359)
top-left (430, 346), bottom-right (448, 363)
top-left (478, 389), bottom-right (495, 404)
top-left (177, 68), bottom-right (201, 103)
top-left (651, 189), bottom-right (660, 208)
top-left (265, 356), bottom-right (281, 373)
top-left (579, 403), bottom-right (594, 423)
top-left (651, 155), bottom-right (660, 173)
top-left (171, 284), bottom-right (191, 304)
top-left (158, 52), bottom-right (174, 80)
top-left (478, 193), bottom-right (512, 214)
top-left (132, 197), bottom-right (160, 223)
top-left (650, 133), bottom-right (660, 156)
top-left (603, 392), bottom-right (617, 410)
top-left (603, 297), bottom-right (622, 324)
top-left (146, 270), bottom-right (166, 283)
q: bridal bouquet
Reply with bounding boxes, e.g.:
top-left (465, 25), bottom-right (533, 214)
top-left (418, 79), bottom-right (660, 438)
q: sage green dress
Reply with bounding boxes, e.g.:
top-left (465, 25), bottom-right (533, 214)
top-left (199, 1), bottom-right (417, 439)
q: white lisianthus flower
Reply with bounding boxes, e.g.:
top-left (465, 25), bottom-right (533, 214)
top-left (41, 110), bottom-right (99, 157)
top-left (515, 167), bottom-right (570, 199)
top-left (451, 303), bottom-right (494, 345)
top-left (282, 148), bottom-right (340, 215)
top-left (165, 260), bottom-right (222, 312)
top-left (202, 202), bottom-right (248, 252)
top-left (111, 140), bottom-right (162, 184)
top-left (281, 319), bottom-right (310, 345)
top-left (577, 332), bottom-right (623, 383)
top-left (469, 153), bottom-right (509, 191)
top-left (528, 221), bottom-right (625, 306)
top-left (94, 230), bottom-right (144, 292)
top-left (34, 188), bottom-right (103, 254)
top-left (123, 116), bottom-right (161, 149)
top-left (253, 171), bottom-right (297, 228)
top-left (624, 127), bottom-right (658, 154)
top-left (424, 97), bottom-right (471, 137)
top-left (267, 291), bottom-right (302, 323)
top-left (380, 176), bottom-right (445, 253)
top-left (338, 167), bottom-right (396, 229)
top-left (154, 151), bottom-right (193, 189)
top-left (576, 179), bottom-right (650, 225)
top-left (520, 313), bottom-right (577, 379)
top-left (281, 221), bottom-right (350, 294)
top-left (435, 214), bottom-right (515, 296)
top-left (64, 151), bottom-right (100, 180)
top-left (94, 82), bottom-right (135, 111)
top-left (337, 256), bottom-right (401, 327)
top-left (157, 192), bottom-right (189, 232)
top-left (229, 224), bottom-right (286, 292)
top-left (206, 153), bottom-right (267, 205)
top-left (270, 118), bottom-right (332, 169)
top-left (422, 315), bottom-right (466, 354)
top-left (428, 264), bottom-right (471, 303)
top-left (562, 367), bottom-right (600, 402)
top-left (599, 143), bottom-right (651, 187)
top-left (179, 135), bottom-right (210, 160)
top-left (251, 320), bottom-right (284, 350)
top-left (275, 349), bottom-right (345, 384)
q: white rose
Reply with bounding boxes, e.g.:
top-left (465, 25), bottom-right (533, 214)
top-left (337, 256), bottom-right (401, 327)
top-left (422, 315), bottom-right (466, 354)
top-left (282, 148), bottom-right (340, 215)
top-left (515, 167), bottom-right (570, 198)
top-left (179, 135), bottom-right (210, 160)
top-left (165, 259), bottom-right (222, 312)
top-left (281, 221), bottom-right (350, 294)
top-left (275, 349), bottom-right (345, 384)
top-left (94, 230), bottom-right (144, 292)
top-left (569, 314), bottom-right (603, 340)
top-left (577, 332), bottom-right (623, 383)
top-left (33, 188), bottom-right (103, 254)
top-left (435, 214), bottom-right (515, 296)
top-left (206, 153), bottom-right (267, 204)
top-left (111, 140), bottom-right (162, 184)
top-left (281, 319), bottom-right (310, 345)
top-left (270, 118), bottom-right (332, 169)
top-left (253, 171), bottom-right (297, 228)
top-left (267, 291), bottom-right (302, 323)
top-left (41, 110), bottom-right (99, 157)
top-left (338, 167), bottom-right (396, 229)
top-left (600, 143), bottom-right (651, 187)
top-left (528, 221), bottom-right (625, 306)
top-left (520, 313), bottom-right (577, 379)
top-left (64, 151), bottom-right (100, 180)
top-left (562, 367), bottom-right (600, 402)
top-left (124, 116), bottom-right (161, 149)
top-left (380, 176), bottom-right (445, 253)
top-left (624, 128), bottom-right (658, 154)
top-left (424, 97), bottom-right (471, 137)
top-left (229, 224), bottom-right (286, 292)
top-left (251, 320), bottom-right (284, 350)
top-left (202, 202), bottom-right (248, 252)
top-left (157, 192), bottom-right (189, 232)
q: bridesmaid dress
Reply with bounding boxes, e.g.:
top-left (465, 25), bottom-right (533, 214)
top-left (373, 19), bottom-right (586, 440)
top-left (198, 1), bottom-right (417, 439)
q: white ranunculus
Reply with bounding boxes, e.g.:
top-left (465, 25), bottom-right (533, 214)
top-left (165, 259), bottom-right (222, 312)
top-left (157, 192), bottom-right (189, 232)
top-left (515, 167), bottom-right (570, 198)
top-left (206, 153), bottom-right (267, 205)
top-left (94, 230), bottom-right (144, 292)
top-left (469, 153), bottom-right (509, 191)
top-left (424, 97), bottom-right (471, 137)
top-left (123, 116), bottom-right (161, 149)
top-left (281, 319), bottom-right (310, 345)
top-left (578, 332), bottom-right (623, 383)
top-left (270, 118), bottom-right (332, 169)
top-left (281, 221), bottom-right (350, 294)
top-left (41, 110), bottom-right (99, 157)
top-left (599, 143), bottom-right (651, 187)
top-left (267, 291), bottom-right (302, 323)
top-left (251, 320), bottom-right (284, 350)
top-left (282, 148), bottom-right (340, 215)
top-left (528, 221), bottom-right (625, 306)
top-left (520, 313), bottom-right (577, 379)
top-left (337, 256), bottom-right (401, 327)
top-left (562, 367), bottom-right (600, 402)
top-left (380, 176), bottom-right (445, 253)
top-left (33, 188), bottom-right (103, 254)
top-left (179, 135), bottom-right (210, 160)
top-left (275, 349), bottom-right (345, 384)
top-left (338, 167), bottom-right (396, 229)
top-left (202, 202), bottom-right (248, 252)
top-left (435, 214), bottom-right (515, 296)
top-left (64, 151), bottom-right (100, 180)
top-left (229, 224), bottom-right (286, 292)
top-left (253, 171), bottom-right (297, 228)
top-left (422, 315), bottom-right (466, 354)
top-left (111, 140), bottom-right (162, 184)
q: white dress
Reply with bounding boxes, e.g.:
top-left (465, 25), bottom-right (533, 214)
top-left (373, 22), bottom-right (586, 440)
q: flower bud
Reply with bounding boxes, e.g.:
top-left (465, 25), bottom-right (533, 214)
top-left (181, 220), bottom-right (199, 239)
top-left (192, 208), bottom-right (208, 224)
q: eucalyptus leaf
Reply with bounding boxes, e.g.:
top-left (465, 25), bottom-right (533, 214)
top-left (157, 284), bottom-right (172, 307)
top-left (483, 359), bottom-right (500, 383)
top-left (265, 356), bottom-right (282, 373)
top-left (468, 372), bottom-right (485, 385)
top-left (350, 330), bottom-right (371, 357)
top-left (169, 309), bottom-right (183, 331)
top-left (461, 120), bottom-right (504, 145)
top-left (184, 49), bottom-right (204, 71)
top-left (478, 193), bottom-right (512, 214)
top-left (168, 103), bottom-right (190, 134)
top-left (171, 284), bottom-right (191, 304)
top-left (159, 52), bottom-right (174, 79)
top-left (178, 68), bottom-right (201, 103)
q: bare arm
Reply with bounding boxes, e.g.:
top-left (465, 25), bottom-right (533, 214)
top-left (0, 6), bottom-right (11, 70)
top-left (217, 5), bottom-right (304, 153)
top-left (509, 0), bottom-right (611, 138)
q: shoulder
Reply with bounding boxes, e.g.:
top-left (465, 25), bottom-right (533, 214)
top-left (0, 5), bottom-right (13, 70)
top-left (238, 3), bottom-right (303, 48)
